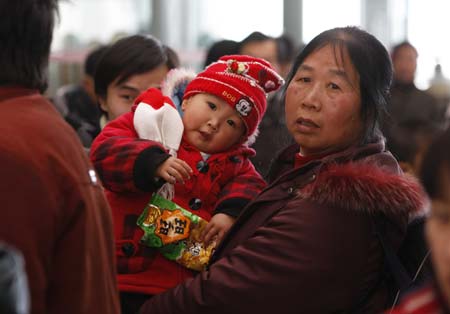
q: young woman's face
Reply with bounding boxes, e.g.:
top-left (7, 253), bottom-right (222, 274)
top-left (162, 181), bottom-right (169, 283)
top-left (99, 64), bottom-right (169, 121)
top-left (426, 169), bottom-right (450, 308)
top-left (181, 93), bottom-right (245, 154)
top-left (285, 44), bottom-right (363, 156)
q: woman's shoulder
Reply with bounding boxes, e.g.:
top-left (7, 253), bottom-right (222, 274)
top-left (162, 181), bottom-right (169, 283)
top-left (300, 154), bottom-right (426, 222)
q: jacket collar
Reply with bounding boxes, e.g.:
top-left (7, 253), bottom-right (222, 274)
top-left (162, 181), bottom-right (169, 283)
top-left (0, 86), bottom-right (40, 102)
top-left (180, 136), bottom-right (256, 158)
top-left (270, 137), bottom-right (426, 221)
top-left (267, 139), bottom-right (387, 183)
top-left (274, 137), bottom-right (387, 167)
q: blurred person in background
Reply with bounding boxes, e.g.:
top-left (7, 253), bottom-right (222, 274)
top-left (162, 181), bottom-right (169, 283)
top-left (427, 63), bottom-right (450, 117)
top-left (53, 44), bottom-right (109, 147)
top-left (203, 39), bottom-right (239, 67)
top-left (92, 34), bottom-right (181, 314)
top-left (276, 33), bottom-right (301, 79)
top-left (384, 41), bottom-right (445, 145)
top-left (95, 35), bottom-right (177, 128)
top-left (386, 119), bottom-right (442, 177)
top-left (163, 44), bottom-right (181, 70)
top-left (238, 31), bottom-right (293, 177)
top-left (0, 1), bottom-right (120, 313)
top-left (387, 126), bottom-right (450, 313)
top-left (238, 31), bottom-right (280, 72)
top-left (383, 118), bottom-right (440, 298)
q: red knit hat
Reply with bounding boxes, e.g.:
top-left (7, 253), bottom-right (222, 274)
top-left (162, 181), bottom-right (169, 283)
top-left (183, 55), bottom-right (284, 140)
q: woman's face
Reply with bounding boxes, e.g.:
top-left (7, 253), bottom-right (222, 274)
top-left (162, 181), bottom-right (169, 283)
top-left (98, 64), bottom-right (169, 121)
top-left (285, 44), bottom-right (363, 156)
top-left (426, 169), bottom-right (450, 308)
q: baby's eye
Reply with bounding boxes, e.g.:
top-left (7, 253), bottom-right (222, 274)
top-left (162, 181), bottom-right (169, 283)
top-left (227, 120), bottom-right (236, 127)
top-left (208, 102), bottom-right (217, 110)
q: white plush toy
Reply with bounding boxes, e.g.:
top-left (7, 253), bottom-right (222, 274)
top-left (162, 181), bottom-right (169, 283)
top-left (133, 69), bottom-right (196, 199)
top-left (133, 92), bottom-right (183, 158)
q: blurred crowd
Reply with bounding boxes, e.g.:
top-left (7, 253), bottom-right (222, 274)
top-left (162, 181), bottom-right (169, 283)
top-left (2, 1), bottom-right (450, 314)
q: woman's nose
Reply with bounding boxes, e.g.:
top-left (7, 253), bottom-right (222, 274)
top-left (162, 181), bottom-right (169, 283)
top-left (302, 84), bottom-right (321, 110)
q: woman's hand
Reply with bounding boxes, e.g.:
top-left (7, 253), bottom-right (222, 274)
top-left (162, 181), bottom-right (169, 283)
top-left (155, 156), bottom-right (192, 184)
top-left (202, 213), bottom-right (236, 246)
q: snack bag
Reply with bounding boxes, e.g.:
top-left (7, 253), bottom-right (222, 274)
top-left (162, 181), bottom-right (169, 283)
top-left (137, 194), bottom-right (215, 271)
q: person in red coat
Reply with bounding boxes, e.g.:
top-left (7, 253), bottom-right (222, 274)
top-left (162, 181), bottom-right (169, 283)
top-left (90, 55), bottom-right (284, 313)
top-left (0, 1), bottom-right (120, 314)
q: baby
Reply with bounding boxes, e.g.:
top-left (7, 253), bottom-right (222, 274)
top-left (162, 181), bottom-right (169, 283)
top-left (90, 54), bottom-right (284, 297)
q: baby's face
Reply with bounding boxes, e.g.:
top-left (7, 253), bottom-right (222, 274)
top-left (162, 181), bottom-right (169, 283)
top-left (181, 93), bottom-right (246, 154)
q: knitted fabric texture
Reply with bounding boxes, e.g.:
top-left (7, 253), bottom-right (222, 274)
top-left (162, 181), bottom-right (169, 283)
top-left (183, 54), bottom-right (284, 139)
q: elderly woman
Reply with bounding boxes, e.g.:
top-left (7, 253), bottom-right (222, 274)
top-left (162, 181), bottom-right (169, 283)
top-left (139, 26), bottom-right (425, 314)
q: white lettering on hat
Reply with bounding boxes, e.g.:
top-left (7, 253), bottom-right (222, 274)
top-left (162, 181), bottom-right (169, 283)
top-left (236, 99), bottom-right (252, 116)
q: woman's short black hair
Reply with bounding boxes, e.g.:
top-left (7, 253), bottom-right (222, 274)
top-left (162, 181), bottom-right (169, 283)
top-left (285, 26), bottom-right (393, 144)
top-left (163, 45), bottom-right (180, 70)
top-left (419, 126), bottom-right (450, 199)
top-left (94, 34), bottom-right (167, 99)
top-left (0, 0), bottom-right (58, 93)
top-left (84, 45), bottom-right (110, 78)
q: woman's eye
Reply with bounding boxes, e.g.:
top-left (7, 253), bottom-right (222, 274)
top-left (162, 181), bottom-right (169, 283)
top-left (297, 77), bottom-right (310, 83)
top-left (328, 82), bottom-right (340, 90)
top-left (208, 102), bottom-right (217, 110)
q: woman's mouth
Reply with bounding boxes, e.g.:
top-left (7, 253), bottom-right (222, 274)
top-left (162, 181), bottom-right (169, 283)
top-left (295, 117), bottom-right (320, 132)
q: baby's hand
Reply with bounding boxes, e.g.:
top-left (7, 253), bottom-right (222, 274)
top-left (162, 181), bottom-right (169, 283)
top-left (156, 156), bottom-right (192, 184)
top-left (201, 213), bottom-right (236, 246)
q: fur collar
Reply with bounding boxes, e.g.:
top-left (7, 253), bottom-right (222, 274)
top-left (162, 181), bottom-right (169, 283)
top-left (162, 68), bottom-right (197, 115)
top-left (300, 161), bottom-right (427, 221)
top-left (162, 68), bottom-right (197, 105)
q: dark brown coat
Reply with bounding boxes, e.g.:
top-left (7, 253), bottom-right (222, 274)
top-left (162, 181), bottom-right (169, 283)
top-left (141, 140), bottom-right (425, 314)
